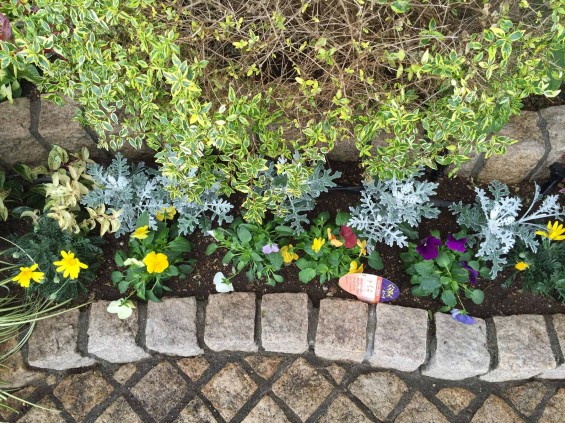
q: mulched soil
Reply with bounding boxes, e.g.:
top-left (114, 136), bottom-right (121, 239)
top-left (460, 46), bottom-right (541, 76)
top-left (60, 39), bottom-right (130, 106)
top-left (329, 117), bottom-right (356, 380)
top-left (74, 160), bottom-right (565, 319)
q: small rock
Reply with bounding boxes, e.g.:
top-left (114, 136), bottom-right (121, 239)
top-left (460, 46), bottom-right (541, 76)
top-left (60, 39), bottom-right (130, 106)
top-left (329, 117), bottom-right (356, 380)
top-left (244, 355), bottom-right (283, 380)
top-left (318, 395), bottom-right (372, 423)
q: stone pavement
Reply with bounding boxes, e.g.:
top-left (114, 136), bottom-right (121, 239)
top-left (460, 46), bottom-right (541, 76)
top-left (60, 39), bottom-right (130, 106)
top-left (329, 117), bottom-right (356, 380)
top-left (3, 295), bottom-right (565, 422)
top-left (3, 352), bottom-right (565, 422)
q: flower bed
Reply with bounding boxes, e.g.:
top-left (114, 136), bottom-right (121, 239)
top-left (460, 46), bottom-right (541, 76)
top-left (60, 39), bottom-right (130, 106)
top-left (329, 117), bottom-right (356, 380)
top-left (1, 148), bottom-right (564, 324)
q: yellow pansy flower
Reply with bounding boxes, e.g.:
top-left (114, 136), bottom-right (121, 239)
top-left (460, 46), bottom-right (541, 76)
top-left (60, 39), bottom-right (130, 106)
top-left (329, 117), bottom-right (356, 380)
top-left (535, 221), bottom-right (565, 241)
top-left (515, 261), bottom-right (529, 271)
top-left (327, 228), bottom-right (343, 247)
top-left (53, 251), bottom-right (88, 280)
top-left (143, 251), bottom-right (169, 274)
top-left (357, 239), bottom-right (367, 256)
top-left (312, 237), bottom-right (326, 253)
top-left (348, 261), bottom-right (364, 274)
top-left (12, 263), bottom-right (44, 288)
top-left (156, 206), bottom-right (177, 222)
top-left (131, 225), bottom-right (149, 239)
top-left (281, 245), bottom-right (299, 264)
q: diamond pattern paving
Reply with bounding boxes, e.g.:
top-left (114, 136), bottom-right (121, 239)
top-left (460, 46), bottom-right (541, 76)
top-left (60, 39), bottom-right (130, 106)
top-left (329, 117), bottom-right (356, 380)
top-left (131, 361), bottom-right (189, 421)
top-left (272, 357), bottom-right (334, 421)
top-left (202, 362), bottom-right (257, 421)
top-left (14, 354), bottom-right (565, 423)
top-left (53, 371), bottom-right (113, 422)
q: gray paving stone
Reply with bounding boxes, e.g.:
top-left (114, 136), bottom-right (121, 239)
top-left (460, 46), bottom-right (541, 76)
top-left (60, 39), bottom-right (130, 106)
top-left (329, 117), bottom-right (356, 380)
top-left (204, 293), bottom-right (257, 352)
top-left (538, 314), bottom-right (565, 379)
top-left (27, 309), bottom-right (95, 370)
top-left (315, 298), bottom-right (367, 362)
top-left (261, 293), bottom-right (309, 354)
top-left (481, 315), bottom-right (556, 382)
top-left (422, 312), bottom-right (490, 380)
top-left (145, 297), bottom-right (202, 356)
top-left (87, 301), bottom-right (149, 363)
top-left (370, 303), bottom-right (428, 372)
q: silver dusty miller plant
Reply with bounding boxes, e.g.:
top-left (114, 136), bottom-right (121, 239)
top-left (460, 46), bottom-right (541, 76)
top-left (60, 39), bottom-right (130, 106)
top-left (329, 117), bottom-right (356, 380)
top-left (348, 171), bottom-right (440, 251)
top-left (450, 181), bottom-right (565, 278)
top-left (81, 154), bottom-right (233, 237)
top-left (254, 153), bottom-right (341, 233)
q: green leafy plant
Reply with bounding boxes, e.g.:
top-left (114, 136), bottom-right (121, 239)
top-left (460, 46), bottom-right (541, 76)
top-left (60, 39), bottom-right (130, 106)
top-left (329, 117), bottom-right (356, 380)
top-left (206, 218), bottom-right (295, 286)
top-left (401, 231), bottom-right (489, 313)
top-left (111, 213), bottom-right (195, 302)
top-left (0, 12), bottom-right (41, 103)
top-left (294, 212), bottom-right (382, 284)
top-left (3, 0), bottom-right (562, 223)
top-left (5, 216), bottom-right (104, 301)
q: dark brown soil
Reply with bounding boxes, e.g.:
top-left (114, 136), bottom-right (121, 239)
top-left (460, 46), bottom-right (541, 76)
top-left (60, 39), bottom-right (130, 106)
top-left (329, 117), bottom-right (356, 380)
top-left (80, 163), bottom-right (565, 318)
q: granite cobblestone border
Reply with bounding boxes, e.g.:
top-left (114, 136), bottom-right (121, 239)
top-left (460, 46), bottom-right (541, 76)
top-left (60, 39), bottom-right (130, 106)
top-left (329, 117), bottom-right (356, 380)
top-left (9, 294), bottom-right (565, 385)
top-left (0, 96), bottom-right (563, 184)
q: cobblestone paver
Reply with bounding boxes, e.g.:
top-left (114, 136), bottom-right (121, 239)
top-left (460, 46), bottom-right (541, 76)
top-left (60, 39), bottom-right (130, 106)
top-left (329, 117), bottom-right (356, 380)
top-left (8, 352), bottom-right (565, 422)
top-left (8, 297), bottom-right (565, 422)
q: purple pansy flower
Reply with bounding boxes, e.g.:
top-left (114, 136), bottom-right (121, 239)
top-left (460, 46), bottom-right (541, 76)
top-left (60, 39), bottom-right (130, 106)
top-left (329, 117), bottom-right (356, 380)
top-left (262, 243), bottom-right (279, 254)
top-left (460, 261), bottom-right (479, 286)
top-left (450, 309), bottom-right (475, 325)
top-left (446, 234), bottom-right (467, 253)
top-left (0, 13), bottom-right (12, 42)
top-left (416, 235), bottom-right (442, 260)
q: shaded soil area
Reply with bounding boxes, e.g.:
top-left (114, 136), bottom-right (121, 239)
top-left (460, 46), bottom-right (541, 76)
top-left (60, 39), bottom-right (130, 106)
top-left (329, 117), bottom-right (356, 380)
top-left (76, 161), bottom-right (565, 319)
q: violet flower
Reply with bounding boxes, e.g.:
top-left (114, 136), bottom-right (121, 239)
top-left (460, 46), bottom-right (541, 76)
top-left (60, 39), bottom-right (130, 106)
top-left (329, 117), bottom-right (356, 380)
top-left (416, 235), bottom-right (442, 260)
top-left (262, 243), bottom-right (279, 254)
top-left (446, 234), bottom-right (467, 253)
top-left (460, 261), bottom-right (479, 286)
top-left (0, 13), bottom-right (12, 42)
top-left (450, 309), bottom-right (475, 325)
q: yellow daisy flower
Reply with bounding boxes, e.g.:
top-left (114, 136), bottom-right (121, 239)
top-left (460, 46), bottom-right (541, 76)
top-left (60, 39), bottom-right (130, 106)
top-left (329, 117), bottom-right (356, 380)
top-left (53, 251), bottom-right (88, 280)
top-left (12, 263), bottom-right (44, 288)
top-left (143, 251), bottom-right (169, 274)
top-left (131, 225), bottom-right (149, 239)
top-left (535, 221), bottom-right (565, 241)
top-left (515, 261), bottom-right (529, 271)
top-left (348, 261), bottom-right (364, 274)
top-left (312, 237), bottom-right (326, 253)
